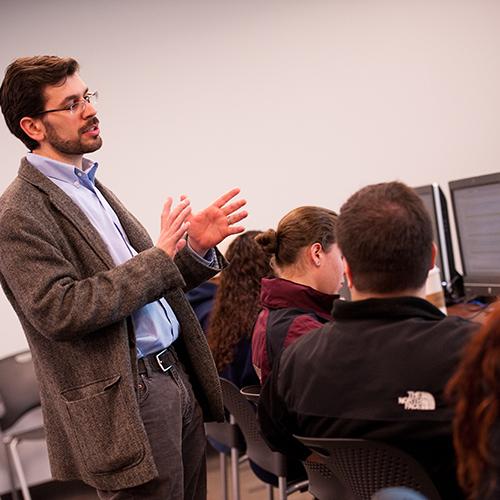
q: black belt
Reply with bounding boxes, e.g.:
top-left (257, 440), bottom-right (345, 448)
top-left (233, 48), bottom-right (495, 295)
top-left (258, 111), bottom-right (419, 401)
top-left (138, 345), bottom-right (178, 374)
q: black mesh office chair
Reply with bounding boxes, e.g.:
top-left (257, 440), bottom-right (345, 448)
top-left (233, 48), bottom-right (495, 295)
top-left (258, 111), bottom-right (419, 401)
top-left (205, 417), bottom-right (246, 500)
top-left (0, 350), bottom-right (45, 500)
top-left (240, 385), bottom-right (261, 404)
top-left (294, 436), bottom-right (441, 500)
top-left (220, 378), bottom-right (308, 500)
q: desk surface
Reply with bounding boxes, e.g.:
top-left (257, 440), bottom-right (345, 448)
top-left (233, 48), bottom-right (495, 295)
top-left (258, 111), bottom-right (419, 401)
top-left (447, 299), bottom-right (498, 324)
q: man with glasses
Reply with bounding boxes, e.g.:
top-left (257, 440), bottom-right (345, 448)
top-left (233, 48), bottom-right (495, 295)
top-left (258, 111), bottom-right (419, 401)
top-left (0, 55), bottom-right (247, 500)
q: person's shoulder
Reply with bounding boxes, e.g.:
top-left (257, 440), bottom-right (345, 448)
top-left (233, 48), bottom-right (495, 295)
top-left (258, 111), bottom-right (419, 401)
top-left (268, 304), bottom-right (329, 330)
top-left (287, 310), bottom-right (327, 332)
top-left (423, 314), bottom-right (480, 354)
top-left (275, 326), bottom-right (332, 392)
top-left (0, 175), bottom-right (33, 216)
top-left (439, 314), bottom-right (481, 334)
top-left (281, 320), bottom-right (333, 365)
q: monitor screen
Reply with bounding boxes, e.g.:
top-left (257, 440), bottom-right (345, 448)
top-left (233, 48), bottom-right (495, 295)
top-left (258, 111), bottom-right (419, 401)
top-left (414, 185), bottom-right (445, 279)
top-left (414, 183), bottom-right (461, 302)
top-left (449, 172), bottom-right (500, 298)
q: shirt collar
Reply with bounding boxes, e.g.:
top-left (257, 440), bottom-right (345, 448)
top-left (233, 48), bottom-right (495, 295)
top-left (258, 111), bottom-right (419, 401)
top-left (27, 153), bottom-right (98, 186)
top-left (332, 296), bottom-right (446, 322)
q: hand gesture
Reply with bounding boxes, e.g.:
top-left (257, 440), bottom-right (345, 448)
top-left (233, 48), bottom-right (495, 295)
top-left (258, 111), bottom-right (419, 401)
top-left (184, 188), bottom-right (248, 256)
top-left (156, 198), bottom-right (192, 258)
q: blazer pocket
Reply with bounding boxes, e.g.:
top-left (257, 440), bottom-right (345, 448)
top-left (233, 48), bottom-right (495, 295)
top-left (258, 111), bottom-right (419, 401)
top-left (61, 375), bottom-right (144, 475)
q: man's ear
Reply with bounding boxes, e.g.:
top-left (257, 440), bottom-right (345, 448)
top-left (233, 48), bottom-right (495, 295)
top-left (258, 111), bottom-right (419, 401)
top-left (343, 257), bottom-right (354, 289)
top-left (19, 116), bottom-right (45, 144)
top-left (430, 242), bottom-right (437, 270)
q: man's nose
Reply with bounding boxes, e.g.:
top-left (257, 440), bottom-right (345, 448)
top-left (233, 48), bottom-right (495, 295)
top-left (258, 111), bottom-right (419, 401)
top-left (82, 101), bottom-right (97, 119)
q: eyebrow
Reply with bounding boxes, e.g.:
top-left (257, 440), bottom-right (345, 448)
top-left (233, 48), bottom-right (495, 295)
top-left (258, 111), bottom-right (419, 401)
top-left (57, 87), bottom-right (89, 107)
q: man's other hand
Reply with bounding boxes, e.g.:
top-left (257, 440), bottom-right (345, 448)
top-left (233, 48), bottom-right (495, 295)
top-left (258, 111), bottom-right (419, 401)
top-left (156, 197), bottom-right (191, 258)
top-left (184, 188), bottom-right (247, 257)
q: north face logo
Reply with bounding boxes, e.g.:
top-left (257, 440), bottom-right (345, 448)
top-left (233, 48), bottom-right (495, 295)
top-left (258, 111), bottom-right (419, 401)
top-left (398, 391), bottom-right (436, 410)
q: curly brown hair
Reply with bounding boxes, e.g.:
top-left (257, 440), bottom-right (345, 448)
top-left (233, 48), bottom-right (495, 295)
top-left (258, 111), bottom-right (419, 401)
top-left (207, 231), bottom-right (273, 373)
top-left (446, 304), bottom-right (500, 499)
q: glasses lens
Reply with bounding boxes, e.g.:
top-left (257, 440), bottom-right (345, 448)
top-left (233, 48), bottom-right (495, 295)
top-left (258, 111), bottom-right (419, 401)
top-left (69, 101), bottom-right (85, 114)
top-left (69, 92), bottom-right (98, 114)
top-left (88, 91), bottom-right (98, 105)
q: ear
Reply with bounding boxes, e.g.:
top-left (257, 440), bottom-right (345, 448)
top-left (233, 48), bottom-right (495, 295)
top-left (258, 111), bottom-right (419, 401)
top-left (19, 116), bottom-right (45, 144)
top-left (343, 257), bottom-right (354, 289)
top-left (309, 242), bottom-right (322, 267)
top-left (429, 242), bottom-right (437, 270)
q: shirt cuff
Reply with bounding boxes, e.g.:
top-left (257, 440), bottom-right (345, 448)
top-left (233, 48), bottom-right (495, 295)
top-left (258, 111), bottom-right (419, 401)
top-left (186, 242), bottom-right (217, 267)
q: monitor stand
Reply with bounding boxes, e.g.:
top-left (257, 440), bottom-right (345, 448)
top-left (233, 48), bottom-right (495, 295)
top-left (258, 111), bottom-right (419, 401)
top-left (444, 274), bottom-right (464, 306)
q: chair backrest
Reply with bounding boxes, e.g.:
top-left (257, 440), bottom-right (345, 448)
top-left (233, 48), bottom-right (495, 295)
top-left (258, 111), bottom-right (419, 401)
top-left (0, 350), bottom-right (41, 430)
top-left (240, 385), bottom-right (261, 404)
top-left (295, 436), bottom-right (441, 500)
top-left (219, 378), bottom-right (287, 477)
top-left (205, 419), bottom-right (246, 452)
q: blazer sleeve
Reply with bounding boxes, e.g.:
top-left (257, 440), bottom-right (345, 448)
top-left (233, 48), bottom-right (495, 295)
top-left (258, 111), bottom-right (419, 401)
top-left (174, 245), bottom-right (226, 292)
top-left (0, 207), bottom-right (185, 341)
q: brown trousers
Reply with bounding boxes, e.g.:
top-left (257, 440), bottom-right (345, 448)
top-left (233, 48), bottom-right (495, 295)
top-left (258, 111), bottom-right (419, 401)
top-left (97, 360), bottom-right (207, 500)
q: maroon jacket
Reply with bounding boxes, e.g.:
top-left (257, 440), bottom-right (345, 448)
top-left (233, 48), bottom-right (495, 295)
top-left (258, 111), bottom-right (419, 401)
top-left (251, 277), bottom-right (337, 383)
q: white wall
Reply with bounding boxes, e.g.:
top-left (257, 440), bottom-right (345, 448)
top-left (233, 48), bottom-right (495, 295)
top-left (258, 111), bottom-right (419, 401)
top-left (1, 0), bottom-right (500, 357)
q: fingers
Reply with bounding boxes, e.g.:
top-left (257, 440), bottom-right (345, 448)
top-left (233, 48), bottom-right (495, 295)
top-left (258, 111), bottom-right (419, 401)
top-left (175, 237), bottom-right (187, 253)
top-left (222, 198), bottom-right (247, 216)
top-left (226, 224), bottom-right (245, 236)
top-left (226, 210), bottom-right (248, 226)
top-left (157, 197), bottom-right (192, 258)
top-left (161, 197), bottom-right (173, 220)
top-left (183, 188), bottom-right (246, 215)
top-left (172, 220), bottom-right (190, 241)
top-left (161, 198), bottom-right (191, 231)
top-left (212, 187), bottom-right (241, 208)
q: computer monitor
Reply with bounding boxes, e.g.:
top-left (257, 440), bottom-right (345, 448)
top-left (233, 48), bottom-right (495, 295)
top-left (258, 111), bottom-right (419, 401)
top-left (414, 183), bottom-right (462, 303)
top-left (449, 172), bottom-right (500, 299)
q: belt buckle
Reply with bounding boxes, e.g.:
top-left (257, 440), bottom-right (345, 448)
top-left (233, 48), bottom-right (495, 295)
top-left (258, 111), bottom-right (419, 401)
top-left (155, 348), bottom-right (173, 372)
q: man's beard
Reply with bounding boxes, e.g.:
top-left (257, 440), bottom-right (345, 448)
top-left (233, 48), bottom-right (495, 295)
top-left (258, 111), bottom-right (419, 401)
top-left (44, 118), bottom-right (103, 156)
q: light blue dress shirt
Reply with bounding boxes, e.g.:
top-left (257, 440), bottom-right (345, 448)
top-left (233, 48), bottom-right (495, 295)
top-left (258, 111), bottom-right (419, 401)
top-left (27, 153), bottom-right (205, 358)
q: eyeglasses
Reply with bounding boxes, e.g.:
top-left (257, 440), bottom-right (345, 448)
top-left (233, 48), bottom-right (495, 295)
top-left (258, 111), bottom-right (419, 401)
top-left (33, 91), bottom-right (98, 116)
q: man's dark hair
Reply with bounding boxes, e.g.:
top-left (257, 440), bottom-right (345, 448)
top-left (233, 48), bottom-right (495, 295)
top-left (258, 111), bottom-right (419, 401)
top-left (337, 181), bottom-right (433, 293)
top-left (0, 55), bottom-right (79, 151)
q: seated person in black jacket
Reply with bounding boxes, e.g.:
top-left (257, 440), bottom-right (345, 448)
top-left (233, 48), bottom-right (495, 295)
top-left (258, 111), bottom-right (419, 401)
top-left (258, 181), bottom-right (478, 500)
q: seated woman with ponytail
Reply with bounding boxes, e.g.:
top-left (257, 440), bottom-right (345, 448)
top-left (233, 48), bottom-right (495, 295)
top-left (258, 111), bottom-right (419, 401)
top-left (252, 206), bottom-right (344, 383)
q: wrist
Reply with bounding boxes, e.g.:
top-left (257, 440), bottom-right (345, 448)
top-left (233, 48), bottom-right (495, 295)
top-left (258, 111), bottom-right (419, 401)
top-left (187, 237), bottom-right (209, 258)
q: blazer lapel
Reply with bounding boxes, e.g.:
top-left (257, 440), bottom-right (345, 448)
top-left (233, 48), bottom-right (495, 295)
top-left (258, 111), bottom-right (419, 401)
top-left (18, 159), bottom-right (116, 269)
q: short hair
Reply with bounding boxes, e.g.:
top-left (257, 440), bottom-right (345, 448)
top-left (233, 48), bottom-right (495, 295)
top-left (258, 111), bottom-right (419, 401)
top-left (337, 181), bottom-right (433, 293)
top-left (0, 55), bottom-right (79, 151)
top-left (256, 206), bottom-right (338, 270)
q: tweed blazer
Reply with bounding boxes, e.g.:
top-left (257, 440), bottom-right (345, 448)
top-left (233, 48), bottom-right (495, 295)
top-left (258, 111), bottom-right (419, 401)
top-left (0, 158), bottom-right (225, 490)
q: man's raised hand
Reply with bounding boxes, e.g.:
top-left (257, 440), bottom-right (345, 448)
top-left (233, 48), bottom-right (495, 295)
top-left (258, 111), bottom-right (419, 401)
top-left (184, 188), bottom-right (248, 256)
top-left (156, 197), bottom-right (192, 258)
